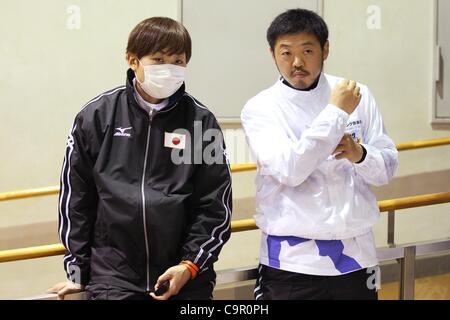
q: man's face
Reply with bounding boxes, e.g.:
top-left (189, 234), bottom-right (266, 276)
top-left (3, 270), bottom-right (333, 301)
top-left (127, 50), bottom-right (187, 83)
top-left (271, 32), bottom-right (329, 89)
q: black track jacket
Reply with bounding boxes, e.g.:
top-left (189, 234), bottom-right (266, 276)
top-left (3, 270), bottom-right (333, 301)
top-left (58, 69), bottom-right (232, 293)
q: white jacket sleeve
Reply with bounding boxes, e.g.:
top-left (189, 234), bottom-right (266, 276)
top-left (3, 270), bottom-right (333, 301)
top-left (354, 89), bottom-right (398, 186)
top-left (241, 100), bottom-right (349, 187)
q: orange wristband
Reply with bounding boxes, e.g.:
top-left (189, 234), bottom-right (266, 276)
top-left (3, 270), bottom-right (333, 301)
top-left (180, 260), bottom-right (199, 277)
top-left (179, 260), bottom-right (199, 279)
top-left (180, 263), bottom-right (196, 279)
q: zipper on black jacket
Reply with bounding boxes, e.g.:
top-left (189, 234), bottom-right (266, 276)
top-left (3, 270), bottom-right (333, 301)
top-left (135, 97), bottom-right (181, 293)
top-left (141, 108), bottom-right (153, 293)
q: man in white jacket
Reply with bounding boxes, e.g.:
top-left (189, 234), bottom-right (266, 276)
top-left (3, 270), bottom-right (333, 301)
top-left (241, 9), bottom-right (398, 300)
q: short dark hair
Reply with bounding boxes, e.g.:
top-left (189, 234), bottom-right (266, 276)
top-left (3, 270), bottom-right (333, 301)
top-left (126, 17), bottom-right (192, 62)
top-left (267, 9), bottom-right (329, 50)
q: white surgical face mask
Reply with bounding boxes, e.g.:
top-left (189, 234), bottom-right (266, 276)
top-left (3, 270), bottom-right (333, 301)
top-left (136, 60), bottom-right (186, 99)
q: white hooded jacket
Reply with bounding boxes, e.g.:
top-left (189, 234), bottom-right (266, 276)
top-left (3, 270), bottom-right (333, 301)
top-left (241, 73), bottom-right (398, 241)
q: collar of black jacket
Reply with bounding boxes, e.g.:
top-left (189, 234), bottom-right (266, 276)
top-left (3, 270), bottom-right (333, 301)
top-left (125, 68), bottom-right (186, 115)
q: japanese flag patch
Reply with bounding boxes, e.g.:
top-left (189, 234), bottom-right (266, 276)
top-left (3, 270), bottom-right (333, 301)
top-left (164, 132), bottom-right (186, 150)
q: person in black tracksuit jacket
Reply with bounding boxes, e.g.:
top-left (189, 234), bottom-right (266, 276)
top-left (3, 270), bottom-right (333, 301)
top-left (48, 17), bottom-right (232, 300)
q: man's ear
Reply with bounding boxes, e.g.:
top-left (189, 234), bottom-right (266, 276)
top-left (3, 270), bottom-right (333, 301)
top-left (126, 53), bottom-right (139, 71)
top-left (269, 47), bottom-right (276, 62)
top-left (322, 41), bottom-right (330, 61)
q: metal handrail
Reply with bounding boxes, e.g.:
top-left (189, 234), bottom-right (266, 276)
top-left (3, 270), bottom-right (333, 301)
top-left (214, 238), bottom-right (450, 284)
top-left (20, 237), bottom-right (450, 300)
top-left (1, 136), bottom-right (450, 202)
top-left (1, 191), bottom-right (449, 264)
